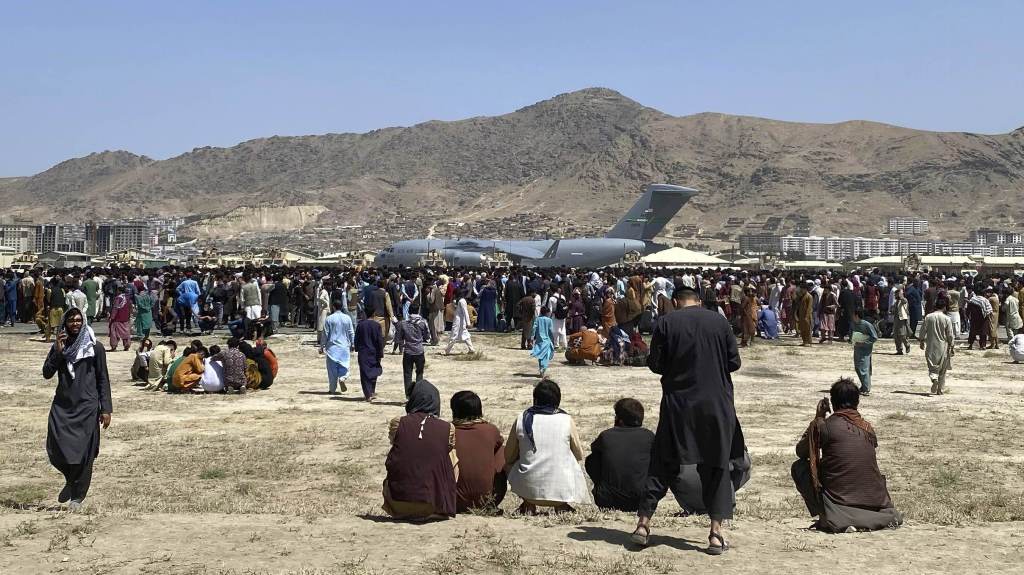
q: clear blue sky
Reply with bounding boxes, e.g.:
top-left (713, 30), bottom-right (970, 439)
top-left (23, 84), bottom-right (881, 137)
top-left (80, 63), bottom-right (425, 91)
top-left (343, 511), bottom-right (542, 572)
top-left (2, 1), bottom-right (1022, 176)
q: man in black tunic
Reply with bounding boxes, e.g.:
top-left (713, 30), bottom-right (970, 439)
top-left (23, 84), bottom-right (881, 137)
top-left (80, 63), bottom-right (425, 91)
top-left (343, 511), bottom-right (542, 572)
top-left (42, 308), bottom-right (112, 510)
top-left (633, 283), bottom-right (745, 555)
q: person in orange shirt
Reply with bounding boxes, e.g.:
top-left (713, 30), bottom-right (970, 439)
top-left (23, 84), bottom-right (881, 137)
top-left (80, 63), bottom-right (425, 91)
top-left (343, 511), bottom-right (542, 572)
top-left (172, 346), bottom-right (207, 392)
top-left (566, 323), bottom-right (605, 365)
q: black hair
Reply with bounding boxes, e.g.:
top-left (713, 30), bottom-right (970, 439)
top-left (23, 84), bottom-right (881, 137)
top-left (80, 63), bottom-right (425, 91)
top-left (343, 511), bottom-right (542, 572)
top-left (331, 299), bottom-right (344, 311)
top-left (227, 337), bottom-right (240, 349)
top-left (614, 398), bottom-right (644, 427)
top-left (166, 340), bottom-right (178, 350)
top-left (830, 377), bottom-right (861, 410)
top-left (533, 378), bottom-right (561, 409)
top-left (540, 306), bottom-right (549, 316)
top-left (673, 286), bottom-right (700, 302)
top-left (209, 344), bottom-right (221, 356)
top-left (450, 391), bottom-right (483, 421)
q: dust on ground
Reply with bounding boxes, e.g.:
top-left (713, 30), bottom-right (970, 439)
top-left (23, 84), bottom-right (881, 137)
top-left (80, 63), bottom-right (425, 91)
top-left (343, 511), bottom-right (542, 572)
top-left (1, 328), bottom-right (1023, 574)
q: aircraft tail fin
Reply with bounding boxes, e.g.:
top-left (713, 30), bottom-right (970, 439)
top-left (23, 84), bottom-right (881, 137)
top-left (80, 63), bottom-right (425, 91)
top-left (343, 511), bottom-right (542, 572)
top-left (605, 184), bottom-right (698, 241)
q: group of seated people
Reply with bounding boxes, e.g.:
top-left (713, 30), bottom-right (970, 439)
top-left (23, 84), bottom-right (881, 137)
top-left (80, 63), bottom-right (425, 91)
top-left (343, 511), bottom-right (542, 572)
top-left (383, 377), bottom-right (902, 535)
top-left (565, 322), bottom-right (649, 367)
top-left (130, 336), bottom-right (278, 394)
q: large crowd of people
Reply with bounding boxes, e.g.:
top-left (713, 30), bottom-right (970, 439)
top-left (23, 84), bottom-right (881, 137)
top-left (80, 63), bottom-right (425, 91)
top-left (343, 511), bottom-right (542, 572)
top-left (16, 261), bottom-right (1022, 553)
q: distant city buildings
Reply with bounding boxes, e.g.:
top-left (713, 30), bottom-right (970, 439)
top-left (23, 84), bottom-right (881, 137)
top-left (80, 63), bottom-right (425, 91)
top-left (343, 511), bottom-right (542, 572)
top-left (969, 228), bottom-right (1024, 245)
top-left (887, 216), bottom-right (929, 235)
top-left (777, 235), bottom-right (1024, 261)
top-left (0, 221), bottom-right (35, 251)
top-left (86, 222), bottom-right (152, 254)
top-left (738, 233), bottom-right (782, 255)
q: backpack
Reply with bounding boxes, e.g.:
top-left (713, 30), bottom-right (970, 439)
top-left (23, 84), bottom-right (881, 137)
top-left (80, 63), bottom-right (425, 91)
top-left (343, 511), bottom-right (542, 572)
top-left (554, 297), bottom-right (568, 320)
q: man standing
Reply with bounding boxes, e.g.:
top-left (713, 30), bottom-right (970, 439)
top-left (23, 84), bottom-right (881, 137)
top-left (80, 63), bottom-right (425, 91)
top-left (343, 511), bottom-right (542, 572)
top-left (353, 316), bottom-right (384, 401)
top-left (986, 287), bottom-right (1001, 349)
top-left (905, 280), bottom-right (923, 338)
top-left (426, 279), bottom-right (445, 346)
top-left (18, 271), bottom-right (35, 324)
top-left (240, 274), bottom-right (262, 338)
top-left (795, 284), bottom-right (814, 346)
top-left (920, 299), bottom-right (955, 395)
top-left (518, 290), bottom-right (537, 350)
top-left (892, 288), bottom-right (911, 355)
top-left (394, 310), bottom-right (431, 397)
top-left (176, 271), bottom-right (201, 333)
top-left (82, 272), bottom-right (100, 324)
top-left (965, 289), bottom-right (991, 350)
top-left (365, 280), bottom-right (394, 343)
top-left (633, 283), bottom-right (744, 555)
top-left (319, 299), bottom-right (354, 394)
top-left (1004, 289), bottom-right (1023, 342)
top-left (3, 273), bottom-right (17, 327)
top-left (850, 309), bottom-right (878, 396)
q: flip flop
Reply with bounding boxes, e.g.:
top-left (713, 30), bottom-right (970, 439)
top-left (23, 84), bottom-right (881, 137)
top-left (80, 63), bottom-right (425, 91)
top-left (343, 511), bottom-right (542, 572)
top-left (707, 531), bottom-right (729, 555)
top-left (630, 526), bottom-right (650, 547)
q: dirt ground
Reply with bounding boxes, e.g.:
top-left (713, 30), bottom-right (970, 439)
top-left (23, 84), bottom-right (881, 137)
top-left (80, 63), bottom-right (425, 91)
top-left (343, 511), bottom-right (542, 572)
top-left (1, 325), bottom-right (1023, 574)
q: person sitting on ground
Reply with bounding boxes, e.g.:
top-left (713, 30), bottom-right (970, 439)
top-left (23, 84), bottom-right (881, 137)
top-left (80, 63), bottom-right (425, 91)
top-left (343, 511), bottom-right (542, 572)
top-left (757, 302), bottom-right (779, 339)
top-left (171, 345), bottom-right (207, 393)
top-left (585, 398), bottom-right (655, 511)
top-left (200, 344), bottom-right (226, 393)
top-left (565, 322), bottom-right (605, 365)
top-left (227, 312), bottom-right (246, 339)
top-left (584, 397), bottom-right (752, 513)
top-left (601, 324), bottom-right (631, 365)
top-left (236, 339), bottom-right (277, 390)
top-left (250, 308), bottom-right (271, 340)
top-left (131, 338), bottom-right (153, 383)
top-left (505, 379), bottom-right (592, 514)
top-left (144, 340), bottom-right (177, 391)
top-left (209, 337), bottom-right (248, 393)
top-left (1010, 328), bottom-right (1024, 363)
top-left (450, 391), bottom-right (507, 513)
top-left (196, 304), bottom-right (217, 335)
top-left (627, 331), bottom-right (649, 366)
top-left (792, 377), bottom-right (903, 533)
top-left (383, 379), bottom-right (458, 520)
top-left (161, 342), bottom-right (192, 392)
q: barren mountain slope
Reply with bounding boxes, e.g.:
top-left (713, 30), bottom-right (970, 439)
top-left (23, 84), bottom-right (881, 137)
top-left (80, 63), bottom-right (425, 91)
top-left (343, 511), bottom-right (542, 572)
top-left (2, 88), bottom-right (1022, 238)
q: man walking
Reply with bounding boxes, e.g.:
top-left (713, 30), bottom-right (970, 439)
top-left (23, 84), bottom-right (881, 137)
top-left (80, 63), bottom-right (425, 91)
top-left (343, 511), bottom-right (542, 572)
top-left (851, 309), bottom-right (878, 396)
top-left (394, 310), bottom-right (431, 397)
top-left (920, 299), bottom-right (955, 395)
top-left (319, 300), bottom-right (355, 394)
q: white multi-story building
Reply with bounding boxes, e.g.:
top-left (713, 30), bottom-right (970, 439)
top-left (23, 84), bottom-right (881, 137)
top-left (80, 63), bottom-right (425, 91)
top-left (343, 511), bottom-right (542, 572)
top-left (782, 236), bottom-right (901, 260)
top-left (887, 217), bottom-right (929, 235)
top-left (780, 235), bottom-right (1012, 260)
top-left (0, 224), bottom-right (36, 252)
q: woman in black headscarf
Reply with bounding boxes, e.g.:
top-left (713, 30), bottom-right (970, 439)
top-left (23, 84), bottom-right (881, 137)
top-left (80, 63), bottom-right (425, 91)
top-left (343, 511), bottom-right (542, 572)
top-left (43, 307), bottom-right (112, 510)
top-left (382, 379), bottom-right (458, 520)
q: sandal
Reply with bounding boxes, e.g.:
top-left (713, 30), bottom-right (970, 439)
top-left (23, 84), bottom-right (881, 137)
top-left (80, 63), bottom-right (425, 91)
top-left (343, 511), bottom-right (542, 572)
top-left (707, 531), bottom-right (729, 555)
top-left (630, 525), bottom-right (650, 547)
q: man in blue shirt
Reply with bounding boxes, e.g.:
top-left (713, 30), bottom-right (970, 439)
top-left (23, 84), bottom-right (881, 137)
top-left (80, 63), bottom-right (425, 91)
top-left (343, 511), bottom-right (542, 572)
top-left (176, 271), bottom-right (201, 333)
top-left (319, 299), bottom-right (355, 394)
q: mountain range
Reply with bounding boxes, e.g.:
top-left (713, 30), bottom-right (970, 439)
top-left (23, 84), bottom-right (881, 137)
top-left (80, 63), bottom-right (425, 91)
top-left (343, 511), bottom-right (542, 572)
top-left (2, 87), bottom-right (1022, 240)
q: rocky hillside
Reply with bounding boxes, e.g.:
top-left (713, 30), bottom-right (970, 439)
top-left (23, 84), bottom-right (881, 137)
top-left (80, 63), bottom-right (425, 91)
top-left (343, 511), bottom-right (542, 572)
top-left (2, 88), bottom-right (1022, 239)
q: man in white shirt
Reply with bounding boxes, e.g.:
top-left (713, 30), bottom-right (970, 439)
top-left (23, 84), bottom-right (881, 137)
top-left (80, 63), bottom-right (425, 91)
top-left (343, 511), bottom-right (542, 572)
top-left (200, 345), bottom-right (226, 393)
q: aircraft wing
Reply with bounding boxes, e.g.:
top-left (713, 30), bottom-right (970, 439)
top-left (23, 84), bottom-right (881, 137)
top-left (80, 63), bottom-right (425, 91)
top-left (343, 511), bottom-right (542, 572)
top-left (449, 239), bottom-right (548, 260)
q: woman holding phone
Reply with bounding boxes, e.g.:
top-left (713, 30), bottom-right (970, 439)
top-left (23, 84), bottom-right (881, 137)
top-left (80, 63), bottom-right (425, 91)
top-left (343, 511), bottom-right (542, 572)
top-left (42, 307), bottom-right (112, 511)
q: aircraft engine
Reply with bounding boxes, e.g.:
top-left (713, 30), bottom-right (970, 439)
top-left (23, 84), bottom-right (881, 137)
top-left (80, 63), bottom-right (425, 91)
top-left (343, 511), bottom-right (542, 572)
top-left (446, 250), bottom-right (487, 266)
